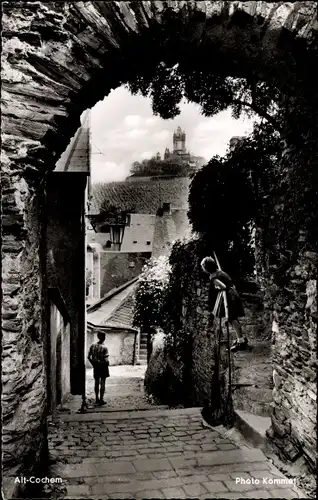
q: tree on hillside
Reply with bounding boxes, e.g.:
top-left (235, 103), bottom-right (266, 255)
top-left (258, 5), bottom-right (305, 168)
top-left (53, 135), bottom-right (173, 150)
top-left (129, 156), bottom-right (196, 178)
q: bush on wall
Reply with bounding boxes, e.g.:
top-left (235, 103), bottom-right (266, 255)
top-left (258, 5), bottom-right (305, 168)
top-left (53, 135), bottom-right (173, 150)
top-left (133, 255), bottom-right (171, 331)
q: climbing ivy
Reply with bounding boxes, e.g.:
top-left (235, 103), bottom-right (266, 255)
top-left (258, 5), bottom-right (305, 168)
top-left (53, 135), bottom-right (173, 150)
top-left (133, 256), bottom-right (171, 332)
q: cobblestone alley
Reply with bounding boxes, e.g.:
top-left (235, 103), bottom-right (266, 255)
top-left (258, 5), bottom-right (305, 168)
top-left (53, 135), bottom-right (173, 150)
top-left (48, 373), bottom-right (305, 500)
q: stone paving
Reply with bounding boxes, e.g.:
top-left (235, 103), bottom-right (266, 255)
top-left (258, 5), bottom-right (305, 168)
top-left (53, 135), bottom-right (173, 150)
top-left (62, 366), bottom-right (159, 413)
top-left (48, 407), bottom-right (305, 499)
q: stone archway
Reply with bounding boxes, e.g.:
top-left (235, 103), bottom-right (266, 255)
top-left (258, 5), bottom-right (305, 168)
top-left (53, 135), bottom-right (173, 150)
top-left (2, 0), bottom-right (317, 486)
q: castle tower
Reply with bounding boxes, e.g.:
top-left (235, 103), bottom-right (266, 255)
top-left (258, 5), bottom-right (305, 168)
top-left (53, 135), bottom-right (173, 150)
top-left (229, 136), bottom-right (244, 151)
top-left (164, 148), bottom-right (170, 160)
top-left (173, 126), bottom-right (186, 154)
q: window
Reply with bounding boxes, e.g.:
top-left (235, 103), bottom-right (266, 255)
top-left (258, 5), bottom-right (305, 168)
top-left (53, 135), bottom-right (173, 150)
top-left (146, 241), bottom-right (151, 245)
top-left (133, 240), bottom-right (137, 244)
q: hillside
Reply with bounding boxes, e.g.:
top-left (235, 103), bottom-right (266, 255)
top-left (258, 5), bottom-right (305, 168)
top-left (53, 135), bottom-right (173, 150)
top-left (89, 177), bottom-right (191, 215)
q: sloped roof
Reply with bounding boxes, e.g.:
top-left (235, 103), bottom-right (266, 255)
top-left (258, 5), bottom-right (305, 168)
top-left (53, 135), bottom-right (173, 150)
top-left (54, 110), bottom-right (91, 174)
top-left (89, 177), bottom-right (190, 215)
top-left (105, 289), bottom-right (135, 329)
top-left (87, 281), bottom-right (137, 330)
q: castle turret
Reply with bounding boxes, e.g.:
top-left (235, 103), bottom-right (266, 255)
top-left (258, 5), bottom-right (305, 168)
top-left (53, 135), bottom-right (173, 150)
top-left (164, 148), bottom-right (170, 160)
top-left (173, 126), bottom-right (186, 154)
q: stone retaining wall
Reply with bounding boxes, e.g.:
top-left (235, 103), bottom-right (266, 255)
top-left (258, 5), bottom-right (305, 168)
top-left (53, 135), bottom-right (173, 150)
top-left (267, 251), bottom-right (317, 471)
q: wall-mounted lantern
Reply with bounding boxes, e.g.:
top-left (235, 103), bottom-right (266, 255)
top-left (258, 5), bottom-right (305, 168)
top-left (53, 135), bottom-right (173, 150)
top-left (109, 223), bottom-right (125, 251)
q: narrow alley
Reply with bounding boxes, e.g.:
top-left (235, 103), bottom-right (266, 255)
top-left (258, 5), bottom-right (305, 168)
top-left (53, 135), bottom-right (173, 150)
top-left (2, 4), bottom-right (317, 500)
top-left (46, 368), bottom-right (304, 500)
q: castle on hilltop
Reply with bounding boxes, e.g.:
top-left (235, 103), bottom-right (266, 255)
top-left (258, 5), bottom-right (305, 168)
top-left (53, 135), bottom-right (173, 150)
top-left (155, 126), bottom-right (206, 170)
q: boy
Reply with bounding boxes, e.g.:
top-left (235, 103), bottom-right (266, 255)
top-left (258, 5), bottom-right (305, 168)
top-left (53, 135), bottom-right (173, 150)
top-left (88, 331), bottom-right (110, 405)
top-left (201, 256), bottom-right (248, 352)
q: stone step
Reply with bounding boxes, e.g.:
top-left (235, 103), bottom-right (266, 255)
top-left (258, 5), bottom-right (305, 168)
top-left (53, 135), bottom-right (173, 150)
top-left (234, 409), bottom-right (271, 452)
top-left (85, 404), bottom-right (169, 413)
top-left (55, 406), bottom-right (203, 421)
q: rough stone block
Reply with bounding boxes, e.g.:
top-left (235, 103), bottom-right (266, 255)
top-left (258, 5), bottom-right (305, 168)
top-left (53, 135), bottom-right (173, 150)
top-left (66, 484), bottom-right (90, 497)
top-left (203, 480), bottom-right (229, 493)
top-left (134, 458), bottom-right (171, 472)
top-left (197, 448), bottom-right (266, 467)
top-left (269, 489), bottom-right (301, 498)
top-left (245, 490), bottom-right (274, 498)
top-left (183, 482), bottom-right (209, 496)
top-left (161, 486), bottom-right (187, 498)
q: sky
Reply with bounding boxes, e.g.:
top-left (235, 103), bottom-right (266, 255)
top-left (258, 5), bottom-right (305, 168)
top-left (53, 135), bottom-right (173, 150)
top-left (85, 86), bottom-right (256, 184)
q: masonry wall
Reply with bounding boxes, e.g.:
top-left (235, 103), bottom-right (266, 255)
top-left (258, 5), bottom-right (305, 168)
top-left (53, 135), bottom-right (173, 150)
top-left (232, 294), bottom-right (273, 417)
top-left (100, 252), bottom-right (151, 297)
top-left (152, 209), bottom-right (191, 258)
top-left (2, 175), bottom-right (48, 492)
top-left (267, 250), bottom-right (317, 470)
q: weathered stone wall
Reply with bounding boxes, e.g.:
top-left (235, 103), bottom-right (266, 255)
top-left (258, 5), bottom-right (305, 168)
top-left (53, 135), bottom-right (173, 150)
top-left (2, 0), bottom-right (317, 491)
top-left (152, 209), bottom-right (191, 258)
top-left (232, 294), bottom-right (273, 417)
top-left (267, 250), bottom-right (317, 471)
top-left (2, 167), bottom-right (48, 487)
top-left (100, 252), bottom-right (151, 297)
top-left (182, 269), bottom-right (269, 408)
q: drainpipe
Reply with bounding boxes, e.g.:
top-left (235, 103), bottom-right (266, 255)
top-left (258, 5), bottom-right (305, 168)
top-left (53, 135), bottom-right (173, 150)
top-left (132, 329), bottom-right (138, 365)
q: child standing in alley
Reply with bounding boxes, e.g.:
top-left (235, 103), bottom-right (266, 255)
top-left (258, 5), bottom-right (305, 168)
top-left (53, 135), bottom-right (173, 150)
top-left (201, 256), bottom-right (248, 352)
top-left (88, 331), bottom-right (110, 405)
